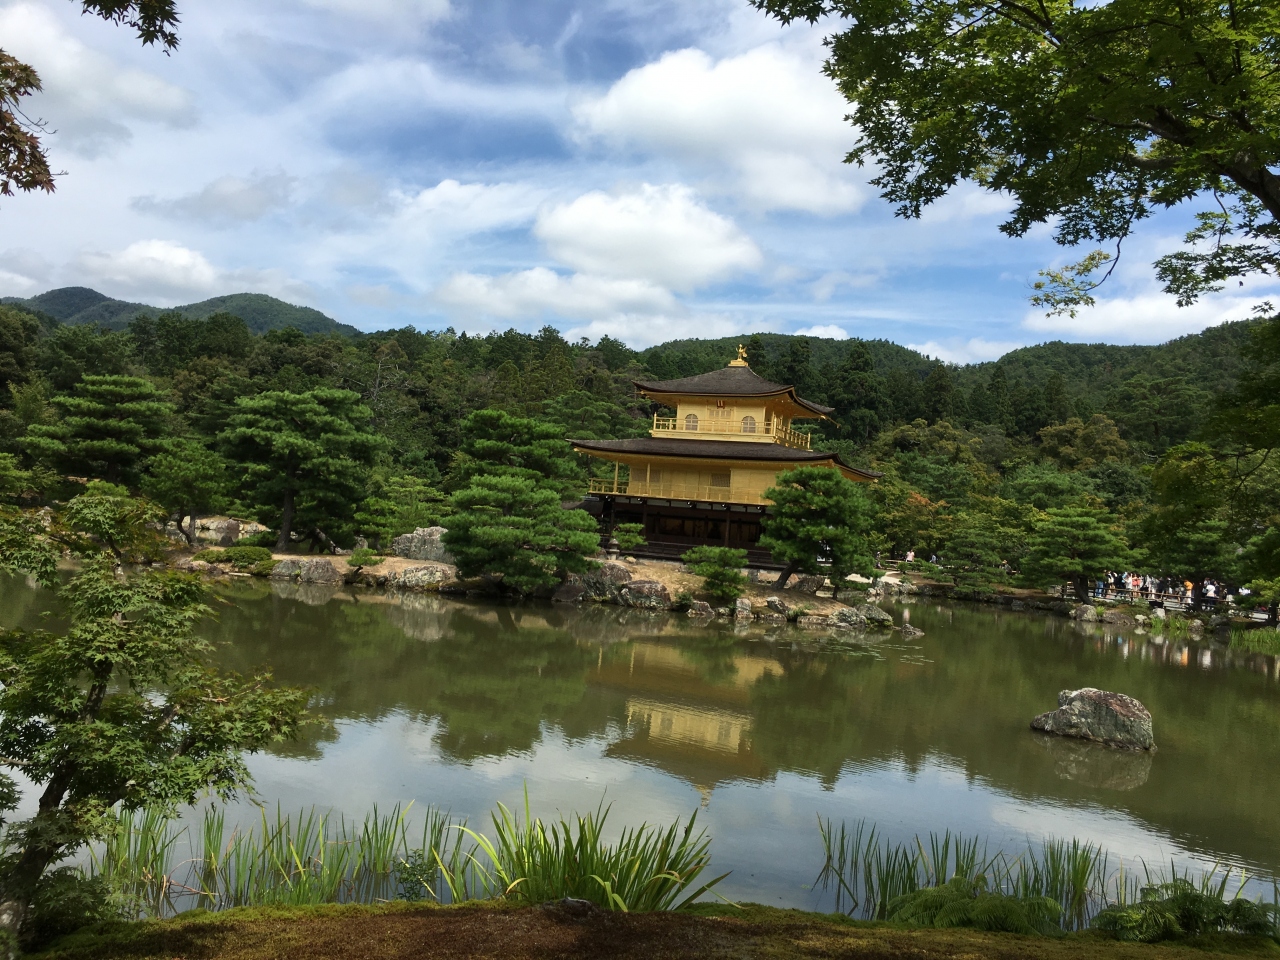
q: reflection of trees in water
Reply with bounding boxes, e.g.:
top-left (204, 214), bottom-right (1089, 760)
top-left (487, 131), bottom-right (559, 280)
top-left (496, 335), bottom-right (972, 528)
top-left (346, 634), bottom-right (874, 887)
top-left (203, 589), bottom-right (602, 762)
top-left (0, 573), bottom-right (64, 632)
top-left (193, 583), bottom-right (1280, 872)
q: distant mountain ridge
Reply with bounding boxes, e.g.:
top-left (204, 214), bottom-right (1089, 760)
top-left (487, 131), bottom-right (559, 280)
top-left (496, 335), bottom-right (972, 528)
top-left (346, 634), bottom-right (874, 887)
top-left (1, 287), bottom-right (361, 337)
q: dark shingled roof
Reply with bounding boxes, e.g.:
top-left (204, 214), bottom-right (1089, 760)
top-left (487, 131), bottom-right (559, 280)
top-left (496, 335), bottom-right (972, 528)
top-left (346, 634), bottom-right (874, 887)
top-left (570, 437), bottom-right (881, 480)
top-left (633, 365), bottom-right (835, 416)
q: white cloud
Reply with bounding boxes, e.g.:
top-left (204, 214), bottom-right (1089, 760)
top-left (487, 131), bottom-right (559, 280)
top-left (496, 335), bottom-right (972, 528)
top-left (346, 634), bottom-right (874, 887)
top-left (79, 240), bottom-right (217, 298)
top-left (794, 324), bottom-right (848, 340)
top-left (75, 240), bottom-right (312, 305)
top-left (132, 172), bottom-right (296, 223)
top-left (433, 268), bottom-right (677, 320)
top-left (299, 0), bottom-right (450, 24)
top-left (562, 311), bottom-right (752, 350)
top-left (1020, 291), bottom-right (1261, 342)
top-left (906, 338), bottom-right (1026, 364)
top-left (0, 249), bottom-right (51, 296)
top-left (0, 3), bottom-right (194, 158)
top-left (534, 183), bottom-right (761, 291)
top-left (574, 44), bottom-right (863, 214)
top-left (811, 270), bottom-right (881, 301)
top-left (395, 179), bottom-right (543, 235)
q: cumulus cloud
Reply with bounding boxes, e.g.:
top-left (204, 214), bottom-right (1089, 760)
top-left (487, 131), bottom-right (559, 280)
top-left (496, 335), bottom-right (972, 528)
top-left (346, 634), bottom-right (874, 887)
top-left (534, 183), bottom-right (761, 291)
top-left (1020, 291), bottom-right (1262, 342)
top-left (794, 324), bottom-right (848, 340)
top-left (0, 3), bottom-right (194, 158)
top-left (434, 268), bottom-right (677, 320)
top-left (574, 45), bottom-right (863, 214)
top-left (76, 239), bottom-right (311, 305)
top-left (906, 338), bottom-right (1026, 364)
top-left (132, 172), bottom-right (296, 224)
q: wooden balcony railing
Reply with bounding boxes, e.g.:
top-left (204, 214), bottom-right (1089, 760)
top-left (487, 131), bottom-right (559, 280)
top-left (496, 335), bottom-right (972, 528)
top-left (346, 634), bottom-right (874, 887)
top-left (651, 415), bottom-right (811, 449)
top-left (587, 477), bottom-right (767, 505)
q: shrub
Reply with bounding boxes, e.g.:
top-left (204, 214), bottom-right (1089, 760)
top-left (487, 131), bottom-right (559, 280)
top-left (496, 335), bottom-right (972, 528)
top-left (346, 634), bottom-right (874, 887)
top-left (886, 876), bottom-right (1063, 936)
top-left (194, 546), bottom-right (273, 569)
top-left (682, 547), bottom-right (748, 605)
top-left (613, 523), bottom-right (646, 552)
top-left (1091, 878), bottom-right (1277, 942)
top-left (239, 530), bottom-right (278, 548)
top-left (346, 548), bottom-right (383, 568)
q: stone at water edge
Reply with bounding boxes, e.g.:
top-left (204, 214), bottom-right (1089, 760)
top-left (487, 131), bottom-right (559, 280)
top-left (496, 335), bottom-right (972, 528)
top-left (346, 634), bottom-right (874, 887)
top-left (390, 526), bottom-right (455, 564)
top-left (901, 623), bottom-right (924, 639)
top-left (1073, 604), bottom-right (1100, 622)
top-left (619, 580), bottom-right (671, 610)
top-left (766, 596), bottom-right (788, 615)
top-left (734, 597), bottom-right (753, 620)
top-left (686, 600), bottom-right (714, 617)
top-left (1031, 688), bottom-right (1154, 751)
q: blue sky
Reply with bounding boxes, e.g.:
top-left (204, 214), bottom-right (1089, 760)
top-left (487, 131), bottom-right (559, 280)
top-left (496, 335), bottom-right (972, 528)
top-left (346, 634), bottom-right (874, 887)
top-left (1, 0), bottom-right (1273, 359)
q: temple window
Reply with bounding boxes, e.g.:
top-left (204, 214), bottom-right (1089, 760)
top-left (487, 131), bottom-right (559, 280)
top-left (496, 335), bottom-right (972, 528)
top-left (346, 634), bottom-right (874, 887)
top-left (710, 472), bottom-right (731, 488)
top-left (741, 415), bottom-right (756, 434)
top-left (684, 413), bottom-right (699, 432)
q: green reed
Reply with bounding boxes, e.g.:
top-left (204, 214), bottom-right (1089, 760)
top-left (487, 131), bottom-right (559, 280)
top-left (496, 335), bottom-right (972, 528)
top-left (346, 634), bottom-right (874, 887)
top-left (86, 797), bottom-right (728, 917)
top-left (817, 818), bottom-right (1269, 932)
top-left (1230, 626), bottom-right (1280, 654)
top-left (459, 791), bottom-right (726, 911)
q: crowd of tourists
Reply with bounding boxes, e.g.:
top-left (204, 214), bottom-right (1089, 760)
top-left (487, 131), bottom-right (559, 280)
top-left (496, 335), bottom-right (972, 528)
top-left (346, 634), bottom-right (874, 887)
top-left (1094, 572), bottom-right (1233, 610)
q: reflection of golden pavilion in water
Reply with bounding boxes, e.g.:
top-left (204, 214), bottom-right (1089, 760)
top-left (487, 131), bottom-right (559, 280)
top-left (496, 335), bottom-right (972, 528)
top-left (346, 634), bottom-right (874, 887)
top-left (572, 347), bottom-right (879, 559)
top-left (592, 640), bottom-right (786, 802)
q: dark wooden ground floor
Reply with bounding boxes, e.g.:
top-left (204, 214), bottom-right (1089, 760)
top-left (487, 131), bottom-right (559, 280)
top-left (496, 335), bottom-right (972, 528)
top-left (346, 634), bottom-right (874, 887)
top-left (580, 494), bottom-right (783, 568)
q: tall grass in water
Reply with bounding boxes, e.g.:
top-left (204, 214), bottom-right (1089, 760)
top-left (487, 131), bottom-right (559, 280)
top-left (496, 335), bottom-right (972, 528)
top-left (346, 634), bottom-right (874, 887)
top-left (460, 794), bottom-right (725, 911)
top-left (818, 818), bottom-right (1269, 932)
top-left (88, 798), bottom-right (726, 916)
top-left (1230, 626), bottom-right (1280, 654)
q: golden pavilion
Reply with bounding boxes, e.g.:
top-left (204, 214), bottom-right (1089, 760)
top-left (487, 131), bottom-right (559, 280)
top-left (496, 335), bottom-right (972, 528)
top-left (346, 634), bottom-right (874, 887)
top-left (572, 346), bottom-right (879, 560)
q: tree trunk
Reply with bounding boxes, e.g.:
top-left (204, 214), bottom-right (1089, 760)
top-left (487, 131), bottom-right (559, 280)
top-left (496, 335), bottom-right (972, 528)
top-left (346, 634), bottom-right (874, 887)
top-left (276, 488), bottom-right (295, 552)
top-left (183, 509), bottom-right (198, 547)
top-left (773, 559), bottom-right (800, 591)
top-left (1268, 601), bottom-right (1277, 626)
top-left (1073, 575), bottom-right (1090, 603)
top-left (2, 771), bottom-right (75, 945)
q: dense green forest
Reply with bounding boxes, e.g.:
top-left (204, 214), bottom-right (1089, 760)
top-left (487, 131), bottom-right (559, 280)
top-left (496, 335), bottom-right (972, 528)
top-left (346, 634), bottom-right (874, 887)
top-left (0, 289), bottom-right (1277, 609)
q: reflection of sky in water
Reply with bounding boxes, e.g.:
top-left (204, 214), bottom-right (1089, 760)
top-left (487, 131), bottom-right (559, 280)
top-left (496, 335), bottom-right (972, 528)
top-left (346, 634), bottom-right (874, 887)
top-left (4, 573), bottom-right (1279, 906)
top-left (202, 713), bottom-right (1257, 910)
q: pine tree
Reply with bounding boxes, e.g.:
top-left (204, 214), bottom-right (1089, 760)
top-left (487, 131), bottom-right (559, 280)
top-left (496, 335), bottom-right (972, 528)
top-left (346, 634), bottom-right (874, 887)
top-left (682, 546), bottom-right (749, 604)
top-left (449, 408), bottom-right (585, 497)
top-left (760, 466), bottom-right (877, 592)
top-left (442, 474), bottom-right (599, 593)
top-left (1022, 506), bottom-right (1131, 601)
top-left (219, 389), bottom-right (385, 551)
top-left (140, 438), bottom-right (230, 545)
top-left (24, 375), bottom-right (173, 485)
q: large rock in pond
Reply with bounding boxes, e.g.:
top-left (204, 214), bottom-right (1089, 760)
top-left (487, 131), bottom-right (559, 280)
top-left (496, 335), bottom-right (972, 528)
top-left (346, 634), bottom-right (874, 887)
top-left (829, 604), bottom-right (895, 630)
top-left (391, 527), bottom-right (455, 564)
top-left (1031, 688), bottom-right (1154, 750)
top-left (1073, 604), bottom-right (1100, 622)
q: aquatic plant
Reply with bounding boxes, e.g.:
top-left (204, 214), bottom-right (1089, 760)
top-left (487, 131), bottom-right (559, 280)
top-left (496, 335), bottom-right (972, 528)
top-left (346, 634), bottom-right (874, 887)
top-left (459, 794), bottom-right (726, 911)
top-left (86, 797), bottom-right (727, 916)
top-left (1092, 872), bottom-right (1277, 942)
top-left (886, 875), bottom-right (1062, 935)
top-left (1230, 626), bottom-right (1280, 655)
top-left (816, 818), bottom-right (1271, 935)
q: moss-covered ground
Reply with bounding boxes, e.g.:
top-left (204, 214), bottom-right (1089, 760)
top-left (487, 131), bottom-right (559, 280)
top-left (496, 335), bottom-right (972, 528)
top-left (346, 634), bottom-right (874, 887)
top-left (36, 901), bottom-right (1280, 959)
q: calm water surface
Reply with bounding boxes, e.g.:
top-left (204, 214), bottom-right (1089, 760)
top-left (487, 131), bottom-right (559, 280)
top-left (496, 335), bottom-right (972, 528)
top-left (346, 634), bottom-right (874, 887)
top-left (3, 573), bottom-right (1279, 907)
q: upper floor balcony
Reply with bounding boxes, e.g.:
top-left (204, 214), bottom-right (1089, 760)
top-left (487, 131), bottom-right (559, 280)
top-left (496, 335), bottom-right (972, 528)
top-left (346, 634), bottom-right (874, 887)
top-left (650, 414), bottom-right (811, 450)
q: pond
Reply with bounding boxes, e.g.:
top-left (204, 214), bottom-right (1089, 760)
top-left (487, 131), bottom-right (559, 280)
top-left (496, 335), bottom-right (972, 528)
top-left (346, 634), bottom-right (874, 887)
top-left (3, 573), bottom-right (1279, 909)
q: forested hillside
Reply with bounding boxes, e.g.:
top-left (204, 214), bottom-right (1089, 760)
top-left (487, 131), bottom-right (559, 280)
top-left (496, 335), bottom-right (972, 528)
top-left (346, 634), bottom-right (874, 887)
top-left (0, 297), bottom-right (1275, 609)
top-left (0, 287), bottom-right (359, 336)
